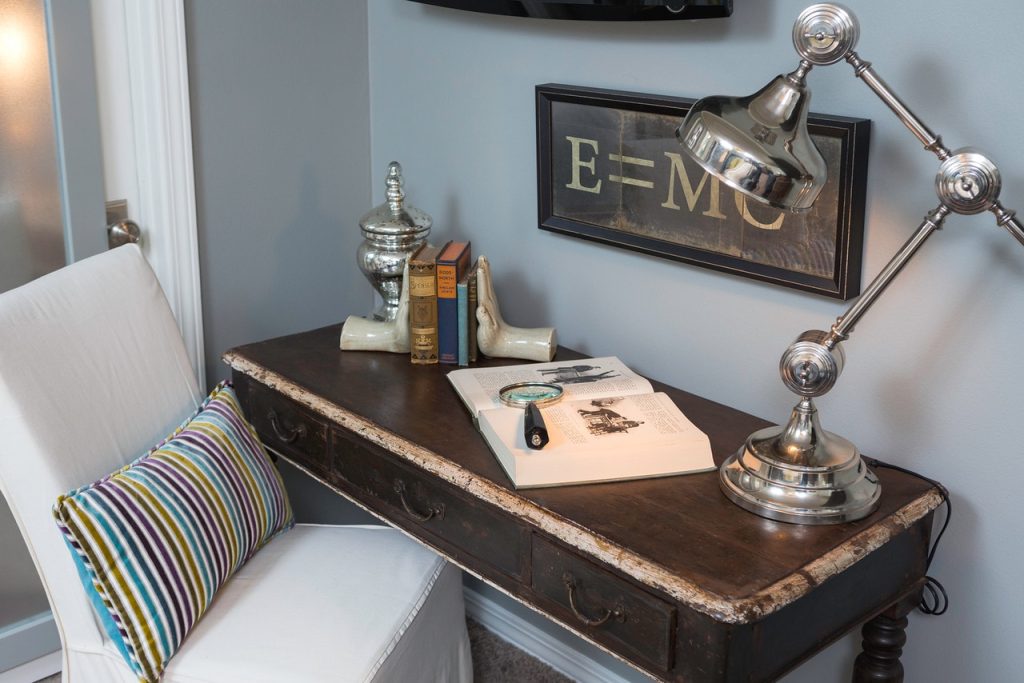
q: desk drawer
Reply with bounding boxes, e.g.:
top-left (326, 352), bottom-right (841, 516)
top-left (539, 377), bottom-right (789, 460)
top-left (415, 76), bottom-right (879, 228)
top-left (331, 428), bottom-right (528, 580)
top-left (532, 535), bottom-right (675, 673)
top-left (247, 382), bottom-right (329, 473)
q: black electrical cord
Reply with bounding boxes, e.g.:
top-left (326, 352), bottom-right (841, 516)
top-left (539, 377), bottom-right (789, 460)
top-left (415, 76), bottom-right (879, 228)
top-left (863, 457), bottom-right (950, 616)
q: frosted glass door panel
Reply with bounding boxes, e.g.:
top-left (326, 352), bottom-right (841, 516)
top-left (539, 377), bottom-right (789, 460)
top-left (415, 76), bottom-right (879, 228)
top-left (0, 0), bottom-right (107, 670)
top-left (0, 0), bottom-right (62, 646)
top-left (0, 0), bottom-right (64, 292)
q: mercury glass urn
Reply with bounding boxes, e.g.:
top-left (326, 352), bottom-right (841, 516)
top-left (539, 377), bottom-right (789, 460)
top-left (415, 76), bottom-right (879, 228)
top-left (356, 161), bottom-right (432, 321)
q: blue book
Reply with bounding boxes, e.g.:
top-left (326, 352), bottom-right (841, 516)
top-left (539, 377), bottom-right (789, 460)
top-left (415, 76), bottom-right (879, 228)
top-left (436, 241), bottom-right (471, 365)
top-left (456, 277), bottom-right (469, 366)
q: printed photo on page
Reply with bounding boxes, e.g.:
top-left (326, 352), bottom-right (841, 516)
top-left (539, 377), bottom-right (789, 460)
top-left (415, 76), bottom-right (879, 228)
top-left (447, 356), bottom-right (653, 416)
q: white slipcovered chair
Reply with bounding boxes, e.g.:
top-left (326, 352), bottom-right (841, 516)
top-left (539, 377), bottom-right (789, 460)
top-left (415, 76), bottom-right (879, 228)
top-left (0, 245), bottom-right (472, 682)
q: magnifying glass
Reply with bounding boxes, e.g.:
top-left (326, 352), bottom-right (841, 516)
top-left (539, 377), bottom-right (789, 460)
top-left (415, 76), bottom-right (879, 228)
top-left (498, 382), bottom-right (563, 450)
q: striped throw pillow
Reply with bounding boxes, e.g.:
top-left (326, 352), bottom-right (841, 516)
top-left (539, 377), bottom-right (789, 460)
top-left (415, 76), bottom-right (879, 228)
top-left (54, 381), bottom-right (294, 682)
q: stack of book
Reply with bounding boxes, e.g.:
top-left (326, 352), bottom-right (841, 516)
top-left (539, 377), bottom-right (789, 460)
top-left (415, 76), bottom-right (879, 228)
top-left (408, 241), bottom-right (479, 366)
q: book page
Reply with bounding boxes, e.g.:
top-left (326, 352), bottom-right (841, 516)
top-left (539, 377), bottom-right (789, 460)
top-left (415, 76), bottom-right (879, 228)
top-left (477, 392), bottom-right (714, 488)
top-left (447, 356), bottom-right (653, 416)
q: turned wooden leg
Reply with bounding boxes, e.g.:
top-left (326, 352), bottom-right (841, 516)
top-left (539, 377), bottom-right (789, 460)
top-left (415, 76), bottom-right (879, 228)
top-left (852, 595), bottom-right (917, 683)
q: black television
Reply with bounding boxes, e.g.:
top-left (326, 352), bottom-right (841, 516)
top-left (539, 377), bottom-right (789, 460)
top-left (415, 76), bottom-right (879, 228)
top-left (408, 1), bottom-right (733, 21)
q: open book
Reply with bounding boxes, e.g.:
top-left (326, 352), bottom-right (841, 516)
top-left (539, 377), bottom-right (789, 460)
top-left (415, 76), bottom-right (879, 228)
top-left (447, 357), bottom-right (714, 488)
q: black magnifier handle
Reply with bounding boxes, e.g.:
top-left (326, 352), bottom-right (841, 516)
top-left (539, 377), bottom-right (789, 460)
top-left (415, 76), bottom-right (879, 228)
top-left (525, 402), bottom-right (549, 450)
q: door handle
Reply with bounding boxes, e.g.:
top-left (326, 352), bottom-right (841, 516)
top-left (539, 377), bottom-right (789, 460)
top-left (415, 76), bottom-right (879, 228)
top-left (106, 199), bottom-right (142, 248)
top-left (107, 219), bottom-right (142, 248)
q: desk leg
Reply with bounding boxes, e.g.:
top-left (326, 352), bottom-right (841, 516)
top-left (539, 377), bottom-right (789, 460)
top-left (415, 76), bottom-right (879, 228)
top-left (852, 594), bottom-right (918, 683)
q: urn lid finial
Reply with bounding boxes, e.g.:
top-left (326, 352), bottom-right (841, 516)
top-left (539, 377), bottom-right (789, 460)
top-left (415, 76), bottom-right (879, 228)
top-left (385, 161), bottom-right (405, 211)
top-left (359, 160), bottom-right (432, 237)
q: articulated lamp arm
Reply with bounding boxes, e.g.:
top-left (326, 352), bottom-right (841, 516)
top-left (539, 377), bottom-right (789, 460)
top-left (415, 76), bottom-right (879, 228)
top-left (844, 52), bottom-right (1024, 248)
top-left (781, 3), bottom-right (1024, 380)
top-left (678, 3), bottom-right (1024, 523)
top-left (840, 39), bottom-right (1024, 248)
top-left (822, 205), bottom-right (948, 345)
top-left (841, 40), bottom-right (1024, 248)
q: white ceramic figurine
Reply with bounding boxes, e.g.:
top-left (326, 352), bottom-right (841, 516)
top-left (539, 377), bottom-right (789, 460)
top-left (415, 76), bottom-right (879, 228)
top-left (476, 255), bottom-right (556, 362)
top-left (340, 263), bottom-right (411, 352)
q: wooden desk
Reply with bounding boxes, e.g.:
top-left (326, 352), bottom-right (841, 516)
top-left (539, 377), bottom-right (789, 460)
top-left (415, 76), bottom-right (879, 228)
top-left (225, 325), bottom-right (942, 682)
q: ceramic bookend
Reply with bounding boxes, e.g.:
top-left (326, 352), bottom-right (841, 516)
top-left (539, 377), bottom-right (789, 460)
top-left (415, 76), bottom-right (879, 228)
top-left (341, 263), bottom-right (411, 352)
top-left (476, 255), bottom-right (556, 362)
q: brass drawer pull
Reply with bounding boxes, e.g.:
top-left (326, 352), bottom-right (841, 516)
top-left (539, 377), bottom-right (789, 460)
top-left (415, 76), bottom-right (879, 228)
top-left (562, 572), bottom-right (626, 627)
top-left (393, 479), bottom-right (445, 522)
top-left (267, 409), bottom-right (307, 443)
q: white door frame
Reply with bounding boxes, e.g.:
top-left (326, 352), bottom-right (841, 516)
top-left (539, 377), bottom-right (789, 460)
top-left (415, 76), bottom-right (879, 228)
top-left (95, 0), bottom-right (205, 387)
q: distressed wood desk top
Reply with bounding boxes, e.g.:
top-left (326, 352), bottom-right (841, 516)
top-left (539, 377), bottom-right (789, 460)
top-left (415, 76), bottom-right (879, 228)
top-left (225, 325), bottom-right (942, 681)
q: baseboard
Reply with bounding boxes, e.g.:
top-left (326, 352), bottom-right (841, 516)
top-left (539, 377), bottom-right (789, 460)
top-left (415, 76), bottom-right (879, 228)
top-left (0, 612), bottom-right (60, 681)
top-left (463, 586), bottom-right (632, 683)
top-left (0, 650), bottom-right (60, 683)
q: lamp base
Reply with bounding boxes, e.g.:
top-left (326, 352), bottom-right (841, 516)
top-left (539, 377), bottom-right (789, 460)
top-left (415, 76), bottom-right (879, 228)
top-left (719, 398), bottom-right (881, 525)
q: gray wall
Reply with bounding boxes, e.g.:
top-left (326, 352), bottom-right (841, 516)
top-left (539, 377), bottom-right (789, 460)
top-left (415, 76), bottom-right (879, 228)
top-left (365, 2), bottom-right (1024, 682)
top-left (186, 0), bottom-right (378, 523)
top-left (186, 0), bottom-right (372, 387)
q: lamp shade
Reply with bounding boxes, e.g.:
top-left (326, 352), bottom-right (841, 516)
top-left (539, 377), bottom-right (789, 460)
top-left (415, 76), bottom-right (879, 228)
top-left (676, 73), bottom-right (827, 212)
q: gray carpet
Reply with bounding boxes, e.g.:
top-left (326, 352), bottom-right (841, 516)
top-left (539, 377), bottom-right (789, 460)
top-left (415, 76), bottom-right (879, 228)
top-left (34, 617), bottom-right (572, 682)
top-left (468, 617), bottom-right (574, 682)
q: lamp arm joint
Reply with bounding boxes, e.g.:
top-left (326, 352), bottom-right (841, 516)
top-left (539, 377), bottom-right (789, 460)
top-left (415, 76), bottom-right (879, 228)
top-left (991, 202), bottom-right (1024, 248)
top-left (824, 325), bottom-right (847, 350)
top-left (787, 59), bottom-right (814, 86)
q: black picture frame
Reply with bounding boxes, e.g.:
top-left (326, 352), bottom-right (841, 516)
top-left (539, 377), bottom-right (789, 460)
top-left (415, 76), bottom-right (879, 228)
top-left (408, 0), bottom-right (733, 21)
top-left (536, 84), bottom-right (871, 300)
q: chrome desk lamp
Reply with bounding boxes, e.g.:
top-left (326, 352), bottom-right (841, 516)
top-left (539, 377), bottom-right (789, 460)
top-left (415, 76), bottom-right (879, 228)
top-left (677, 3), bottom-right (1024, 524)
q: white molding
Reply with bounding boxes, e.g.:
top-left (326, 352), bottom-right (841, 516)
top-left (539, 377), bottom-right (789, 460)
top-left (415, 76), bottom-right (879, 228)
top-left (0, 650), bottom-right (60, 683)
top-left (0, 612), bottom-right (60, 680)
top-left (0, 651), bottom-right (60, 683)
top-left (463, 586), bottom-right (636, 683)
top-left (120, 0), bottom-right (205, 388)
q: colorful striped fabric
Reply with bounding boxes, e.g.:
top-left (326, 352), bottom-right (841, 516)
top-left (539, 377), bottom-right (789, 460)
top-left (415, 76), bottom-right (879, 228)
top-left (54, 382), bottom-right (294, 682)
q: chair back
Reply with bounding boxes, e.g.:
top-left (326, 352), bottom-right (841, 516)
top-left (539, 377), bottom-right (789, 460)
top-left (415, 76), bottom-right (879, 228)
top-left (0, 245), bottom-right (201, 663)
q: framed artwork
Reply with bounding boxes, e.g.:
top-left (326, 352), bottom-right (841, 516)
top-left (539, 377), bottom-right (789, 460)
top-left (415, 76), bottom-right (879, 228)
top-left (536, 84), bottom-right (871, 299)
